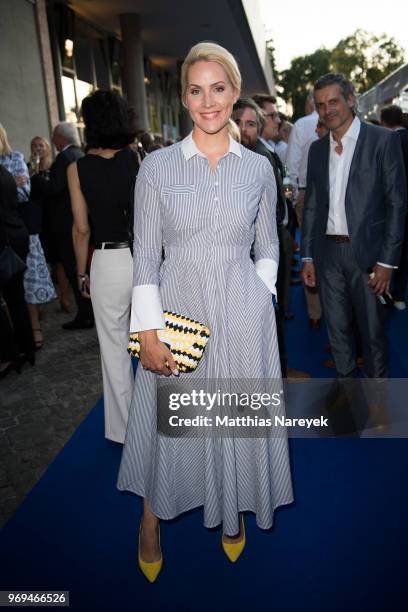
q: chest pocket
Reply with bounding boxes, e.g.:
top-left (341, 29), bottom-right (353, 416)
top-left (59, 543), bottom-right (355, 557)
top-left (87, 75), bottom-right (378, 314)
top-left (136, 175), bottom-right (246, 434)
top-left (161, 184), bottom-right (204, 229)
top-left (230, 183), bottom-right (262, 224)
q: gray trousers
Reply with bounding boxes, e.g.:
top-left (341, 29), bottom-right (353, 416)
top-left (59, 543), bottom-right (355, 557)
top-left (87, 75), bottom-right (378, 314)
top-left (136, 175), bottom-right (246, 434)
top-left (296, 191), bottom-right (321, 319)
top-left (318, 240), bottom-right (388, 378)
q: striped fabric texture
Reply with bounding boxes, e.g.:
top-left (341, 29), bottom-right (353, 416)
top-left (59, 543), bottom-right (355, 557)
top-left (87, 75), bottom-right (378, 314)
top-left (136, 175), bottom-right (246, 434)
top-left (117, 133), bottom-right (293, 535)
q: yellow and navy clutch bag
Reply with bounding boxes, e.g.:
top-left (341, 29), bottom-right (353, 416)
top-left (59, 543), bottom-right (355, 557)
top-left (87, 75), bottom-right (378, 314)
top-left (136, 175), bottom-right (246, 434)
top-left (128, 311), bottom-right (211, 373)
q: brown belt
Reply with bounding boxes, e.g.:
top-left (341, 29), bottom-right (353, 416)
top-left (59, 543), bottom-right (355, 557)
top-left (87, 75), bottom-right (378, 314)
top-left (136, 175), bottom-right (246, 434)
top-left (325, 235), bottom-right (350, 243)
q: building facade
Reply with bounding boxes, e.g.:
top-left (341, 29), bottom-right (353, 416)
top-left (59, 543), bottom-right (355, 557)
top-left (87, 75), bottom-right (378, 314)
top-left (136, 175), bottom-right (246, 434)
top-left (358, 62), bottom-right (408, 123)
top-left (0, 0), bottom-right (276, 157)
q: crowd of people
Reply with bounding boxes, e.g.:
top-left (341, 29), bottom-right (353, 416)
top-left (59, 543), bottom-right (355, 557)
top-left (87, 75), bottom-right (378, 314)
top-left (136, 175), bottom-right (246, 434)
top-left (4, 88), bottom-right (404, 381)
top-left (0, 115), bottom-right (165, 379)
top-left (1, 39), bottom-right (407, 581)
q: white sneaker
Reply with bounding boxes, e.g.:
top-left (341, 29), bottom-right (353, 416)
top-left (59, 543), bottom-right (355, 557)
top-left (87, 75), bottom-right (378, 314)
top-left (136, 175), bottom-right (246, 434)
top-left (394, 301), bottom-right (406, 311)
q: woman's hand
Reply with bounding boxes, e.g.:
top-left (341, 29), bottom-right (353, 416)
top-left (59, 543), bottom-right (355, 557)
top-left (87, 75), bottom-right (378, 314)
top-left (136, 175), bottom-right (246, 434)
top-left (78, 274), bottom-right (91, 298)
top-left (139, 330), bottom-right (179, 376)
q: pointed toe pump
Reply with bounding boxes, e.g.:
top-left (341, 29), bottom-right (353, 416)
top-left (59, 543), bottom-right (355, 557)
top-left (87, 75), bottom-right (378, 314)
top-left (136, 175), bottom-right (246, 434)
top-left (138, 523), bottom-right (162, 583)
top-left (222, 514), bottom-right (246, 562)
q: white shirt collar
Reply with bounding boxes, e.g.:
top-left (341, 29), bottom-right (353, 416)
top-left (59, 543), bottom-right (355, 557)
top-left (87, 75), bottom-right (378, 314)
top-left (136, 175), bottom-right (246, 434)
top-left (259, 137), bottom-right (275, 153)
top-left (181, 131), bottom-right (242, 160)
top-left (330, 115), bottom-right (361, 146)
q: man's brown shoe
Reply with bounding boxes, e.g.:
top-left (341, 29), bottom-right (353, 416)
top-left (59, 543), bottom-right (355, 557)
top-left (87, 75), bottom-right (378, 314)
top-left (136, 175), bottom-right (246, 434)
top-left (286, 367), bottom-right (311, 380)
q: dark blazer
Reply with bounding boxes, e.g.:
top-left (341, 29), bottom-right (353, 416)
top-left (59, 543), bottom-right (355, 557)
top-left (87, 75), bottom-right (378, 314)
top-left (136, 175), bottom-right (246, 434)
top-left (302, 121), bottom-right (407, 271)
top-left (0, 165), bottom-right (29, 258)
top-left (254, 139), bottom-right (286, 226)
top-left (31, 145), bottom-right (83, 233)
top-left (396, 128), bottom-right (408, 191)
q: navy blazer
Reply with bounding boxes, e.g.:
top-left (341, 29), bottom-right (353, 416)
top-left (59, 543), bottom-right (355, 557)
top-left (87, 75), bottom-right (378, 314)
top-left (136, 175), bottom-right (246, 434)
top-left (301, 121), bottom-right (407, 271)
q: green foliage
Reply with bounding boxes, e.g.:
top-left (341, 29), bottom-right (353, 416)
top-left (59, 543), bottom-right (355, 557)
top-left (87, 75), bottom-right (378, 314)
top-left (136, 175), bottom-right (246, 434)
top-left (279, 49), bottom-right (331, 120)
top-left (331, 29), bottom-right (405, 92)
top-left (266, 39), bottom-right (279, 82)
top-left (268, 29), bottom-right (405, 121)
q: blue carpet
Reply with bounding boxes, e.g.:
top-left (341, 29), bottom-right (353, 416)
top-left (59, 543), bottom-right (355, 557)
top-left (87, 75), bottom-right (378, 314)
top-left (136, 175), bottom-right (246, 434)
top-left (286, 259), bottom-right (408, 379)
top-left (1, 281), bottom-right (408, 611)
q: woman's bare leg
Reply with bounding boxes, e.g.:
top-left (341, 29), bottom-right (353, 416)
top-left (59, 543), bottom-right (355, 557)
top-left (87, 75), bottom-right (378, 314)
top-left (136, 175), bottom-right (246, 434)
top-left (56, 263), bottom-right (71, 312)
top-left (27, 303), bottom-right (43, 348)
top-left (139, 499), bottom-right (161, 562)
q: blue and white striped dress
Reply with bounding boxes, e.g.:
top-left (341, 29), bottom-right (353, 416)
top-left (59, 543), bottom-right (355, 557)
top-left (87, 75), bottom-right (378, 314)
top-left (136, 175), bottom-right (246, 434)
top-left (117, 133), bottom-right (293, 535)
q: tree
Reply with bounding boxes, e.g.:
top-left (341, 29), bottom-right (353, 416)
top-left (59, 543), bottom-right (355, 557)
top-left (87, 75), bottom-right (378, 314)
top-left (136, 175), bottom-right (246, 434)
top-left (280, 29), bottom-right (405, 120)
top-left (279, 49), bottom-right (331, 120)
top-left (331, 29), bottom-right (405, 92)
top-left (266, 38), bottom-right (279, 85)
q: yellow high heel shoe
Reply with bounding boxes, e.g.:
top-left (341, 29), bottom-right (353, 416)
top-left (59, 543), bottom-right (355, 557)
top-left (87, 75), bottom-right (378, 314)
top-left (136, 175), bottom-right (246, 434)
top-left (222, 514), bottom-right (246, 562)
top-left (138, 522), bottom-right (162, 583)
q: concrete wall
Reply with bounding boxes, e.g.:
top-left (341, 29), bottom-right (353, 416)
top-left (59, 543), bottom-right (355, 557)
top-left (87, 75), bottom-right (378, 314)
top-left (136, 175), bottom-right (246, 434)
top-left (0, 0), bottom-right (51, 159)
top-left (242, 0), bottom-right (275, 94)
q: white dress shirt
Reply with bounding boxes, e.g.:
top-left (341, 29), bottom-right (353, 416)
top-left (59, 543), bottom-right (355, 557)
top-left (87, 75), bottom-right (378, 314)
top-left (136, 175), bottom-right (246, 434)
top-left (274, 140), bottom-right (288, 165)
top-left (286, 111), bottom-right (318, 188)
top-left (326, 115), bottom-right (360, 236)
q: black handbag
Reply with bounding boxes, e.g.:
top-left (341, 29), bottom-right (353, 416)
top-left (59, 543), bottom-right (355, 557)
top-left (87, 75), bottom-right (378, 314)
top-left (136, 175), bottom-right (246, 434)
top-left (0, 244), bottom-right (27, 288)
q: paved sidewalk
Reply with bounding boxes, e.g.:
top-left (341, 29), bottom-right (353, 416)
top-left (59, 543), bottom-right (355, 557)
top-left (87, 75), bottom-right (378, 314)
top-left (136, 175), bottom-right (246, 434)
top-left (0, 297), bottom-right (103, 529)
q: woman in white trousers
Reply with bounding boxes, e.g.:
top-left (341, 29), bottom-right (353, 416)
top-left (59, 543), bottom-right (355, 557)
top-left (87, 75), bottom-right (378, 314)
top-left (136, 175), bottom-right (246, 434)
top-left (88, 246), bottom-right (133, 442)
top-left (68, 90), bottom-right (139, 443)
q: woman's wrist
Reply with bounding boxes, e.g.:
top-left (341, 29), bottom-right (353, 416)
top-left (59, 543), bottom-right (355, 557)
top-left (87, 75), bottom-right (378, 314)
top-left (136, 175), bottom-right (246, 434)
top-left (139, 330), bottom-right (160, 344)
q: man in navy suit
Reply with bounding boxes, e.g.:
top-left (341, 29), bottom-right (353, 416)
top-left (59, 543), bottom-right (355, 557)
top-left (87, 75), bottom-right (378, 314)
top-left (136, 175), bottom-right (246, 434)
top-left (301, 73), bottom-right (406, 378)
top-left (380, 104), bottom-right (408, 311)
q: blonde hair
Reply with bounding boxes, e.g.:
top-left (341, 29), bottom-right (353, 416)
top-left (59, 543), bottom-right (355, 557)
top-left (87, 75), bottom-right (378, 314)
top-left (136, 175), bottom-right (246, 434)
top-left (31, 136), bottom-right (52, 167)
top-left (0, 123), bottom-right (12, 156)
top-left (181, 41), bottom-right (241, 142)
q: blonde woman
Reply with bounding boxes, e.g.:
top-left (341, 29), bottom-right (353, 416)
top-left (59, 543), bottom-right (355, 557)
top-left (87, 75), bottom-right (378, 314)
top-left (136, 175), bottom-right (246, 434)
top-left (117, 42), bottom-right (293, 581)
top-left (29, 136), bottom-right (52, 175)
top-left (0, 125), bottom-right (56, 350)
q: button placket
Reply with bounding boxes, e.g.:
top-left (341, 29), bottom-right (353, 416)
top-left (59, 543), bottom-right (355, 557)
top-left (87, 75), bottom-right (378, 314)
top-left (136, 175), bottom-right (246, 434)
top-left (214, 168), bottom-right (219, 225)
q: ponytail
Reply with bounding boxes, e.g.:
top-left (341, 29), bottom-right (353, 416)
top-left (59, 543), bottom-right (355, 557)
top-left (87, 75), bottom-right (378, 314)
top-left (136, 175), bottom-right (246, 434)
top-left (227, 118), bottom-right (241, 143)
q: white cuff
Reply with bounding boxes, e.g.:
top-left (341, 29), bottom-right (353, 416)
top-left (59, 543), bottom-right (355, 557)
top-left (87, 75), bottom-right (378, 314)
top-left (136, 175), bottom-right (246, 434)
top-left (130, 285), bottom-right (165, 332)
top-left (377, 262), bottom-right (398, 270)
top-left (255, 258), bottom-right (278, 296)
